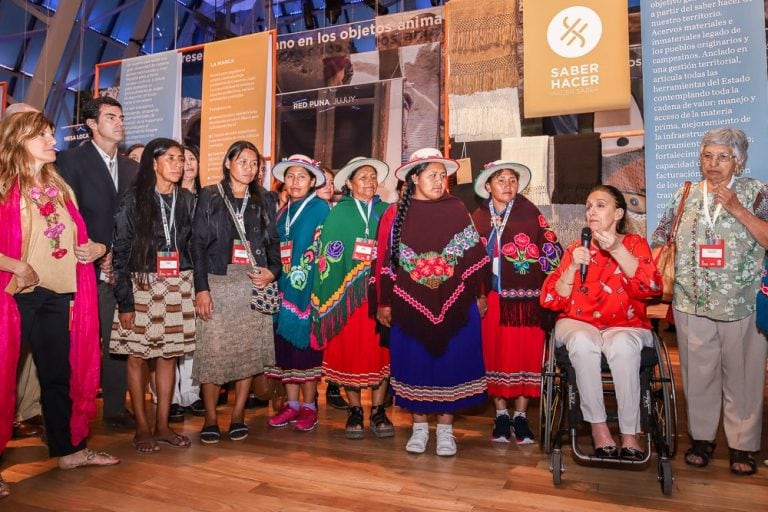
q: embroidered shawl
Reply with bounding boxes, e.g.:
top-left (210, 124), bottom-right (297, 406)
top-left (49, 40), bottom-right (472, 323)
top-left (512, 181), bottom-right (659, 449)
top-left (275, 195), bottom-right (330, 349)
top-left (377, 194), bottom-right (490, 356)
top-left (471, 195), bottom-right (562, 329)
top-left (0, 181), bottom-right (99, 452)
top-left (310, 195), bottom-right (389, 349)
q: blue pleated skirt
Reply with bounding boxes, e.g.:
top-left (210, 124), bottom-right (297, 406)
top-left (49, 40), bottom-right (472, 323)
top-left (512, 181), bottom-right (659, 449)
top-left (389, 303), bottom-right (487, 413)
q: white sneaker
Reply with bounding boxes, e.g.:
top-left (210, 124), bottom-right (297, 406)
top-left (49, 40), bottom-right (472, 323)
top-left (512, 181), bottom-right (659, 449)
top-left (405, 423), bottom-right (429, 454)
top-left (436, 424), bottom-right (457, 456)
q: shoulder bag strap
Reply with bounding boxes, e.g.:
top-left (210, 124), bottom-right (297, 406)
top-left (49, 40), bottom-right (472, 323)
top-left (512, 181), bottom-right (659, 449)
top-left (217, 183), bottom-right (258, 271)
top-left (668, 181), bottom-right (692, 243)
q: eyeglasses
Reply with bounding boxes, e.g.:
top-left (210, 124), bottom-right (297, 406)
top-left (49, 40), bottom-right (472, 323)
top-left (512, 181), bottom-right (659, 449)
top-left (701, 152), bottom-right (735, 163)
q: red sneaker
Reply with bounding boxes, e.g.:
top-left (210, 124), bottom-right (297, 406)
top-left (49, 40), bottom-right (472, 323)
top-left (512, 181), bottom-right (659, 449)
top-left (293, 406), bottom-right (318, 432)
top-left (268, 404), bottom-right (300, 428)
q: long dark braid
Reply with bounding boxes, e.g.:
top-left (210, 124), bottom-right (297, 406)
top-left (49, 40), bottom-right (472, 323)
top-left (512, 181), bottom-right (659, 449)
top-left (390, 166), bottom-right (421, 269)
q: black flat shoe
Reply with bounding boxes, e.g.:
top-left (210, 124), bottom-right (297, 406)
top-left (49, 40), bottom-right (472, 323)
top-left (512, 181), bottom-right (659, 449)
top-left (228, 422), bottom-right (249, 441)
top-left (594, 445), bottom-right (618, 458)
top-left (325, 383), bottom-right (348, 410)
top-left (200, 424), bottom-right (221, 444)
top-left (169, 404), bottom-right (185, 423)
top-left (620, 447), bottom-right (645, 461)
top-left (188, 399), bottom-right (206, 417)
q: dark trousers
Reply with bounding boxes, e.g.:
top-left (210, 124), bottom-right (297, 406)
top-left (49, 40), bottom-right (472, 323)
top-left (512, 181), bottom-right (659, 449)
top-left (15, 288), bottom-right (87, 457)
top-left (98, 282), bottom-right (127, 418)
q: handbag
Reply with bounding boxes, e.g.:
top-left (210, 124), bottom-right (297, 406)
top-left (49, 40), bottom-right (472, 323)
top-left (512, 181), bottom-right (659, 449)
top-left (652, 181), bottom-right (691, 303)
top-left (217, 184), bottom-right (280, 315)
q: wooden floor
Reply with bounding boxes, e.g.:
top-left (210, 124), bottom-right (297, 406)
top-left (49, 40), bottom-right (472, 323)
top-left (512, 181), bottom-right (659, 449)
top-left (2, 328), bottom-right (767, 511)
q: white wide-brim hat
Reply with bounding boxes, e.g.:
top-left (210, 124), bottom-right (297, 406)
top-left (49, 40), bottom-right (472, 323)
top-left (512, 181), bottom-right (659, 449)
top-left (272, 154), bottom-right (326, 186)
top-left (473, 160), bottom-right (532, 199)
top-left (334, 156), bottom-right (389, 190)
top-left (394, 147), bottom-right (459, 181)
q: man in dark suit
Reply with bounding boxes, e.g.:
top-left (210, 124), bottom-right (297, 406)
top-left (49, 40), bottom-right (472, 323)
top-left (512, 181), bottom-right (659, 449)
top-left (56, 96), bottom-right (138, 429)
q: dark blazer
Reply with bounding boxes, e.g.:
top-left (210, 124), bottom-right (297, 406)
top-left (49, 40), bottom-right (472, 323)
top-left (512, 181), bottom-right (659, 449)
top-left (56, 141), bottom-right (138, 250)
top-left (192, 183), bottom-right (281, 293)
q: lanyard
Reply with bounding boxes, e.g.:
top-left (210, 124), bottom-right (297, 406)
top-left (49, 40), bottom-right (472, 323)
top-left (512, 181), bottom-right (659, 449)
top-left (220, 185), bottom-right (249, 234)
top-left (157, 188), bottom-right (177, 250)
top-left (354, 198), bottom-right (373, 239)
top-left (702, 175), bottom-right (735, 231)
top-left (285, 192), bottom-right (316, 238)
top-left (490, 199), bottom-right (513, 256)
top-left (217, 183), bottom-right (258, 269)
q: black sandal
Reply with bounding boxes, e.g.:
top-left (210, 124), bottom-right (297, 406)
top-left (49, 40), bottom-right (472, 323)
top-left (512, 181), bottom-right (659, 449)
top-left (729, 448), bottom-right (757, 476)
top-left (345, 406), bottom-right (364, 440)
top-left (369, 405), bottom-right (394, 438)
top-left (684, 440), bottom-right (715, 467)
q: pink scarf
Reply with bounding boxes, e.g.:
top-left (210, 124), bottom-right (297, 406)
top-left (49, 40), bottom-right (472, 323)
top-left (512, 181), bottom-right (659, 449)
top-left (0, 181), bottom-right (100, 452)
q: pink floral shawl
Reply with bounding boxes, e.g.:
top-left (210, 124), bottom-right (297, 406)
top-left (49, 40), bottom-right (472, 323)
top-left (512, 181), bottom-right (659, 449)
top-left (0, 181), bottom-right (99, 452)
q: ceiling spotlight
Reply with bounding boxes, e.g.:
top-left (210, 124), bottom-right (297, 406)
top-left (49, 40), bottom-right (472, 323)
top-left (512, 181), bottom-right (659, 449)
top-left (326, 0), bottom-right (343, 24)
top-left (363, 0), bottom-right (389, 15)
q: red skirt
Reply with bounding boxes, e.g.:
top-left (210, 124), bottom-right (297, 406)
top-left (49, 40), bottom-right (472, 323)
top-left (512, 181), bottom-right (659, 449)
top-left (481, 291), bottom-right (544, 398)
top-left (322, 303), bottom-right (390, 388)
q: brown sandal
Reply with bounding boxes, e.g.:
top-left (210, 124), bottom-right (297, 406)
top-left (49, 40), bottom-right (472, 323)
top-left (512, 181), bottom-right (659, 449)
top-left (58, 448), bottom-right (121, 469)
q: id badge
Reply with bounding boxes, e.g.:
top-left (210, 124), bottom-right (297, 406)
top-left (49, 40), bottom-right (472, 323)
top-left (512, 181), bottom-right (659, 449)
top-left (280, 240), bottom-right (293, 272)
top-left (352, 238), bottom-right (376, 262)
top-left (699, 239), bottom-right (725, 268)
top-left (157, 251), bottom-right (180, 277)
top-left (232, 239), bottom-right (250, 265)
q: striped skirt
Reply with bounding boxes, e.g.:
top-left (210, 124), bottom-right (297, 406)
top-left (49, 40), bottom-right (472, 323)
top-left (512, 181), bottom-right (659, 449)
top-left (110, 270), bottom-right (196, 359)
top-left (482, 291), bottom-right (544, 398)
top-left (322, 304), bottom-right (390, 389)
top-left (265, 325), bottom-right (324, 384)
top-left (389, 303), bottom-right (487, 413)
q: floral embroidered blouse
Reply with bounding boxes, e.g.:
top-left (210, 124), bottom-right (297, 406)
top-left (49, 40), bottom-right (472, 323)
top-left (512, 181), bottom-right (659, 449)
top-left (651, 177), bottom-right (768, 321)
top-left (540, 234), bottom-right (661, 330)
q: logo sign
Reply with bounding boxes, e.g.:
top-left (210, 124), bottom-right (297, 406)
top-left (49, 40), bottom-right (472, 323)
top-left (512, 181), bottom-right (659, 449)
top-left (523, 1), bottom-right (628, 117)
top-left (546, 6), bottom-right (602, 59)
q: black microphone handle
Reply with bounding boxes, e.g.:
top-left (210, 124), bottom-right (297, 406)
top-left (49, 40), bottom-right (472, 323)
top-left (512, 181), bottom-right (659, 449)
top-left (579, 228), bottom-right (591, 284)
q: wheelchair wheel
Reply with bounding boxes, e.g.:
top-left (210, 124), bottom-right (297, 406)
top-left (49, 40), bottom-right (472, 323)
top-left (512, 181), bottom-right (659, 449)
top-left (652, 335), bottom-right (678, 457)
top-left (657, 458), bottom-right (673, 496)
top-left (539, 334), bottom-right (561, 454)
top-left (551, 450), bottom-right (563, 485)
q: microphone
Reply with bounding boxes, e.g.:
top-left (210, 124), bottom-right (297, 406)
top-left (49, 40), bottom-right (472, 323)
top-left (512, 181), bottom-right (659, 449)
top-left (580, 227), bottom-right (592, 284)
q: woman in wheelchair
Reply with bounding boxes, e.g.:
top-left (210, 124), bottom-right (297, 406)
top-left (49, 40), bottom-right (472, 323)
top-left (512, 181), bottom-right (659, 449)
top-left (540, 185), bottom-right (662, 460)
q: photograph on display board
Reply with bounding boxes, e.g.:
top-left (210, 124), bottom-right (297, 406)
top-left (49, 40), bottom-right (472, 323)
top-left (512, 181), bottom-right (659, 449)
top-left (276, 79), bottom-right (403, 203)
top-left (399, 42), bottom-right (442, 159)
top-left (180, 48), bottom-right (204, 150)
top-left (374, 6), bottom-right (444, 51)
top-left (277, 21), bottom-right (380, 94)
top-left (276, 6), bottom-right (443, 94)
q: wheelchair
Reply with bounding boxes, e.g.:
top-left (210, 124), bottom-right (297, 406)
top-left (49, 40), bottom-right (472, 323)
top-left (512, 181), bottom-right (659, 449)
top-left (538, 328), bottom-right (678, 495)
